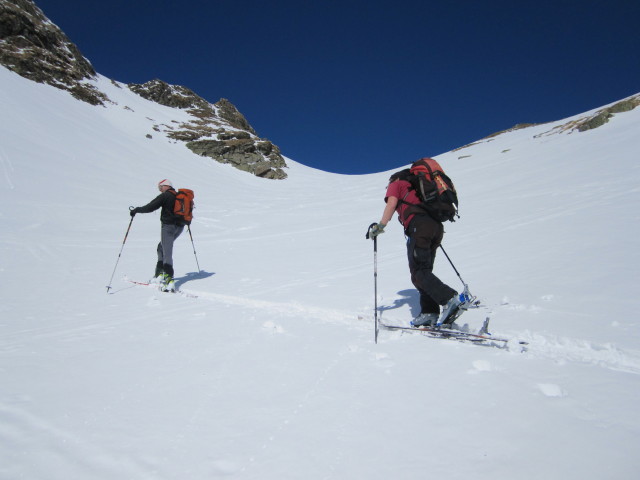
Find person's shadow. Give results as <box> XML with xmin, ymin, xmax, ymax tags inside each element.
<box><xmin>174</xmin><ymin>270</ymin><xmax>215</xmax><ymax>290</ymax></box>
<box><xmin>379</xmin><ymin>289</ymin><xmax>421</xmax><ymax>318</ymax></box>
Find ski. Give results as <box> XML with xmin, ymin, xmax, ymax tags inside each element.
<box><xmin>126</xmin><ymin>279</ymin><xmax>198</xmax><ymax>298</ymax></box>
<box><xmin>381</xmin><ymin>322</ymin><xmax>505</xmax><ymax>342</ymax></box>
<box><xmin>127</xmin><ymin>279</ymin><xmax>154</xmax><ymax>287</ymax></box>
<box><xmin>379</xmin><ymin>320</ymin><xmax>526</xmax><ymax>348</ymax></box>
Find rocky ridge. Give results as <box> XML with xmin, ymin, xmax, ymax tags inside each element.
<box><xmin>454</xmin><ymin>94</ymin><xmax>640</xmax><ymax>155</ymax></box>
<box><xmin>0</xmin><ymin>0</ymin><xmax>288</xmax><ymax>179</ymax></box>
<box><xmin>128</xmin><ymin>80</ymin><xmax>287</xmax><ymax>179</ymax></box>
<box><xmin>546</xmin><ymin>95</ymin><xmax>640</xmax><ymax>134</ymax></box>
<box><xmin>0</xmin><ymin>0</ymin><xmax>107</xmax><ymax>105</ymax></box>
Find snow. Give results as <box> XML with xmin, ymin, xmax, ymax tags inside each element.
<box><xmin>1</xmin><ymin>64</ymin><xmax>639</xmax><ymax>479</ymax></box>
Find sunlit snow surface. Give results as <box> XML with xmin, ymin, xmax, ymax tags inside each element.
<box><xmin>1</xmin><ymin>66</ymin><xmax>639</xmax><ymax>479</ymax></box>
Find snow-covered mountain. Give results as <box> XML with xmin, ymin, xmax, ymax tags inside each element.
<box><xmin>0</xmin><ymin>0</ymin><xmax>288</xmax><ymax>179</ymax></box>
<box><xmin>2</xmin><ymin>2</ymin><xmax>640</xmax><ymax>478</ymax></box>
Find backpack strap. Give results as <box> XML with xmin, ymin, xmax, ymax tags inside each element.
<box><xmin>396</xmin><ymin>190</ymin><xmax>432</xmax><ymax>225</ymax></box>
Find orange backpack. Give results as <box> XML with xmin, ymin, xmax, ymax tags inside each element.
<box><xmin>170</xmin><ymin>189</ymin><xmax>195</xmax><ymax>225</ymax></box>
<box><xmin>394</xmin><ymin>158</ymin><xmax>459</xmax><ymax>222</ymax></box>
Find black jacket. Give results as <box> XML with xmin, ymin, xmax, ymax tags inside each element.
<box><xmin>136</xmin><ymin>188</ymin><xmax>182</xmax><ymax>225</ymax></box>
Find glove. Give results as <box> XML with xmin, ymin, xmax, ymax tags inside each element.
<box><xmin>369</xmin><ymin>222</ymin><xmax>386</xmax><ymax>238</ymax></box>
<box><xmin>130</xmin><ymin>207</ymin><xmax>139</xmax><ymax>217</ymax></box>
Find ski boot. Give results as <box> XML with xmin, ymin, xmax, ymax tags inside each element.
<box><xmin>150</xmin><ymin>261</ymin><xmax>164</xmax><ymax>284</ymax></box>
<box><xmin>162</xmin><ymin>274</ymin><xmax>176</xmax><ymax>293</ymax></box>
<box><xmin>410</xmin><ymin>313</ymin><xmax>439</xmax><ymax>328</ymax></box>
<box><xmin>161</xmin><ymin>263</ymin><xmax>176</xmax><ymax>292</ymax></box>
<box><xmin>438</xmin><ymin>285</ymin><xmax>477</xmax><ymax>326</ymax></box>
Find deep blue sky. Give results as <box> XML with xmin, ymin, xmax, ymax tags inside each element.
<box><xmin>35</xmin><ymin>0</ymin><xmax>639</xmax><ymax>174</ymax></box>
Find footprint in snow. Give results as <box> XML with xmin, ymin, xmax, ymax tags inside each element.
<box><xmin>468</xmin><ymin>360</ymin><xmax>492</xmax><ymax>374</ymax></box>
<box><xmin>537</xmin><ymin>383</ymin><xmax>567</xmax><ymax>397</ymax></box>
<box><xmin>374</xmin><ymin>352</ymin><xmax>395</xmax><ymax>368</ymax></box>
<box><xmin>262</xmin><ymin>321</ymin><xmax>284</xmax><ymax>334</ymax></box>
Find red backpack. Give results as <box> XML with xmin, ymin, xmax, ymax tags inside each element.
<box><xmin>170</xmin><ymin>189</ymin><xmax>195</xmax><ymax>225</ymax></box>
<box><xmin>396</xmin><ymin>158</ymin><xmax>459</xmax><ymax>222</ymax></box>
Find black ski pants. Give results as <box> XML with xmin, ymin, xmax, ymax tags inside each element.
<box><xmin>406</xmin><ymin>215</ymin><xmax>457</xmax><ymax>314</ymax></box>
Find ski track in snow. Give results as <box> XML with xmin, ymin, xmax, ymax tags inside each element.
<box><xmin>0</xmin><ymin>148</ymin><xmax>15</xmax><ymax>190</ymax></box>
<box><xmin>127</xmin><ymin>279</ymin><xmax>361</xmax><ymax>327</ymax></box>
<box><xmin>128</xmin><ymin>280</ymin><xmax>640</xmax><ymax>376</ymax></box>
<box><xmin>239</xmin><ymin>344</ymin><xmax>355</xmax><ymax>476</ymax></box>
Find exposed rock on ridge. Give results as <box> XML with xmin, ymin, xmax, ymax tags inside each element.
<box><xmin>562</xmin><ymin>95</ymin><xmax>640</xmax><ymax>133</ymax></box>
<box><xmin>0</xmin><ymin>0</ymin><xmax>288</xmax><ymax>179</ymax></box>
<box><xmin>454</xmin><ymin>94</ymin><xmax>640</xmax><ymax>154</ymax></box>
<box><xmin>129</xmin><ymin>79</ymin><xmax>287</xmax><ymax>179</ymax></box>
<box><xmin>0</xmin><ymin>0</ymin><xmax>109</xmax><ymax>105</ymax></box>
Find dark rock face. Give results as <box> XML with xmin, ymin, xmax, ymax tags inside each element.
<box><xmin>128</xmin><ymin>79</ymin><xmax>210</xmax><ymax>110</ymax></box>
<box><xmin>186</xmin><ymin>137</ymin><xmax>288</xmax><ymax>179</ymax></box>
<box><xmin>0</xmin><ymin>0</ymin><xmax>109</xmax><ymax>105</ymax></box>
<box><xmin>129</xmin><ymin>79</ymin><xmax>287</xmax><ymax>179</ymax></box>
<box><xmin>215</xmin><ymin>98</ymin><xmax>256</xmax><ymax>134</ymax></box>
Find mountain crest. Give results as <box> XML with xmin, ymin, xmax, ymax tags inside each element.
<box><xmin>0</xmin><ymin>0</ymin><xmax>288</xmax><ymax>179</ymax></box>
<box><xmin>0</xmin><ymin>0</ymin><xmax>107</xmax><ymax>105</ymax></box>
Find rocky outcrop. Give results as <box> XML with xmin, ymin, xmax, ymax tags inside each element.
<box><xmin>0</xmin><ymin>0</ymin><xmax>109</xmax><ymax>105</ymax></box>
<box><xmin>128</xmin><ymin>79</ymin><xmax>210</xmax><ymax>110</ymax></box>
<box><xmin>575</xmin><ymin>96</ymin><xmax>640</xmax><ymax>132</ymax></box>
<box><xmin>535</xmin><ymin>95</ymin><xmax>640</xmax><ymax>137</ymax></box>
<box><xmin>128</xmin><ymin>79</ymin><xmax>287</xmax><ymax>179</ymax></box>
<box><xmin>186</xmin><ymin>136</ymin><xmax>287</xmax><ymax>179</ymax></box>
<box><xmin>215</xmin><ymin>98</ymin><xmax>256</xmax><ymax>134</ymax></box>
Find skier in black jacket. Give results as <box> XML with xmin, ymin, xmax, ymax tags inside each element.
<box><xmin>130</xmin><ymin>179</ymin><xmax>184</xmax><ymax>290</ymax></box>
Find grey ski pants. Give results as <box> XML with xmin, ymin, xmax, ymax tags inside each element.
<box><xmin>157</xmin><ymin>223</ymin><xmax>184</xmax><ymax>266</ymax></box>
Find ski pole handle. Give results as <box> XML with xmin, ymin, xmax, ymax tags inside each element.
<box><xmin>366</xmin><ymin>222</ymin><xmax>378</xmax><ymax>240</ymax></box>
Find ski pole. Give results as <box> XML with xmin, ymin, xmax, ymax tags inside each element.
<box><xmin>366</xmin><ymin>223</ymin><xmax>379</xmax><ymax>344</ymax></box>
<box><xmin>106</xmin><ymin>208</ymin><xmax>135</xmax><ymax>293</ymax></box>
<box><xmin>438</xmin><ymin>245</ymin><xmax>479</xmax><ymax>315</ymax></box>
<box><xmin>187</xmin><ymin>225</ymin><xmax>201</xmax><ymax>272</ymax></box>
<box><xmin>439</xmin><ymin>244</ymin><xmax>466</xmax><ymax>288</ymax></box>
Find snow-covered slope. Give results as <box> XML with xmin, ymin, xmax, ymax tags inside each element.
<box><xmin>1</xmin><ymin>65</ymin><xmax>639</xmax><ymax>479</ymax></box>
